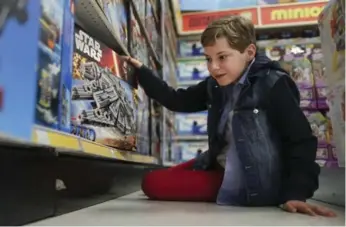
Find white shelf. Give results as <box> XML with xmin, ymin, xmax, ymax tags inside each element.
<box><xmin>75</xmin><ymin>0</ymin><xmax>129</xmax><ymax>55</ymax></box>
<box><xmin>173</xmin><ymin>135</ymin><xmax>208</xmax><ymax>141</ymax></box>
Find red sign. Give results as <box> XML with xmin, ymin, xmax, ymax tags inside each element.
<box><xmin>181</xmin><ymin>8</ymin><xmax>258</xmax><ymax>33</ymax></box>
<box><xmin>260</xmin><ymin>2</ymin><xmax>326</xmax><ymax>26</ymax></box>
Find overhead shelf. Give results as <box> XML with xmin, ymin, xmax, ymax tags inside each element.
<box><xmin>32</xmin><ymin>126</ymin><xmax>158</xmax><ymax>165</ymax></box>
<box><xmin>75</xmin><ymin>0</ymin><xmax>129</xmax><ymax>55</ymax></box>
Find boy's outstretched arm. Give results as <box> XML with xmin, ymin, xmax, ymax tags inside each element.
<box><xmin>268</xmin><ymin>74</ymin><xmax>335</xmax><ymax>217</ymax></box>
<box><xmin>126</xmin><ymin>57</ymin><xmax>208</xmax><ymax>113</ymax></box>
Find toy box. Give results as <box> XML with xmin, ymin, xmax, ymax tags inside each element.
<box><xmin>177</xmin><ymin>59</ymin><xmax>209</xmax><ymax>82</ymax></box>
<box><xmin>175</xmin><ymin>111</ymin><xmax>208</xmax><ymax>135</ymax></box>
<box><xmin>179</xmin><ymin>0</ymin><xmax>257</xmax><ymax>11</ymax></box>
<box><xmin>130</xmin><ymin>5</ymin><xmax>148</xmax><ymax>66</ymax></box>
<box><xmin>179</xmin><ymin>40</ymin><xmax>204</xmax><ymax>57</ymax></box>
<box><xmin>34</xmin><ymin>0</ymin><xmax>65</xmax><ymax>129</ymax></box>
<box><xmin>309</xmin><ymin>43</ymin><xmax>328</xmax><ymax>109</ymax></box>
<box><xmin>100</xmin><ymin>0</ymin><xmax>128</xmax><ymax>48</ymax></box>
<box><xmin>58</xmin><ymin>0</ymin><xmax>76</xmax><ymax>133</ymax></box>
<box><xmin>0</xmin><ymin>0</ymin><xmax>41</xmax><ymax>141</ymax></box>
<box><xmin>71</xmin><ymin>26</ymin><xmax>138</xmax><ymax>151</ymax></box>
<box><xmin>136</xmin><ymin>86</ymin><xmax>150</xmax><ymax>155</ymax></box>
<box><xmin>284</xmin><ymin>44</ymin><xmax>317</xmax><ymax>109</ymax></box>
<box><xmin>303</xmin><ymin>110</ymin><xmax>328</xmax><ymax>144</ymax></box>
<box><xmin>257</xmin><ymin>0</ymin><xmax>317</xmax><ymax>5</ymax></box>
<box><xmin>172</xmin><ymin>142</ymin><xmax>208</xmax><ymax>163</ymax></box>
<box><xmin>132</xmin><ymin>0</ymin><xmax>146</xmax><ymax>23</ymax></box>
<box><xmin>146</xmin><ymin>0</ymin><xmax>162</xmax><ymax>61</ymax></box>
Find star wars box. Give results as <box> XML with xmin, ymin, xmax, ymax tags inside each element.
<box><xmin>71</xmin><ymin>26</ymin><xmax>138</xmax><ymax>151</ymax></box>
<box><xmin>35</xmin><ymin>0</ymin><xmax>75</xmax><ymax>131</ymax></box>
<box><xmin>0</xmin><ymin>0</ymin><xmax>41</xmax><ymax>141</ymax></box>
<box><xmin>175</xmin><ymin>111</ymin><xmax>208</xmax><ymax>136</ymax></box>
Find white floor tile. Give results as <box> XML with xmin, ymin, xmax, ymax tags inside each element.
<box><xmin>30</xmin><ymin>192</ymin><xmax>345</xmax><ymax>226</ymax></box>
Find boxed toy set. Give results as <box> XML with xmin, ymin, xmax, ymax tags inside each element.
<box><xmin>172</xmin><ymin>142</ymin><xmax>208</xmax><ymax>163</ymax></box>
<box><xmin>177</xmin><ymin>59</ymin><xmax>209</xmax><ymax>82</ymax></box>
<box><xmin>145</xmin><ymin>0</ymin><xmax>162</xmax><ymax>61</ymax></box>
<box><xmin>179</xmin><ymin>40</ymin><xmax>204</xmax><ymax>57</ymax></box>
<box><xmin>71</xmin><ymin>26</ymin><xmax>138</xmax><ymax>151</ymax></box>
<box><xmin>58</xmin><ymin>0</ymin><xmax>76</xmax><ymax>133</ymax></box>
<box><xmin>319</xmin><ymin>0</ymin><xmax>345</xmax><ymax>167</ymax></box>
<box><xmin>0</xmin><ymin>0</ymin><xmax>41</xmax><ymax>141</ymax></box>
<box><xmin>35</xmin><ymin>0</ymin><xmax>66</xmax><ymax>129</ymax></box>
<box><xmin>100</xmin><ymin>0</ymin><xmax>128</xmax><ymax>48</ymax></box>
<box><xmin>130</xmin><ymin>5</ymin><xmax>148</xmax><ymax>66</ymax></box>
<box><xmin>175</xmin><ymin>111</ymin><xmax>208</xmax><ymax>136</ymax></box>
<box><xmin>136</xmin><ymin>86</ymin><xmax>150</xmax><ymax>155</ymax></box>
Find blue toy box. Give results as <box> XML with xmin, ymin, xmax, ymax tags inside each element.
<box><xmin>172</xmin><ymin>142</ymin><xmax>208</xmax><ymax>163</ymax></box>
<box><xmin>0</xmin><ymin>0</ymin><xmax>41</xmax><ymax>141</ymax></box>
<box><xmin>179</xmin><ymin>40</ymin><xmax>204</xmax><ymax>57</ymax></box>
<box><xmin>177</xmin><ymin>59</ymin><xmax>209</xmax><ymax>82</ymax></box>
<box><xmin>35</xmin><ymin>0</ymin><xmax>74</xmax><ymax>131</ymax></box>
<box><xmin>175</xmin><ymin>111</ymin><xmax>208</xmax><ymax>135</ymax></box>
<box><xmin>58</xmin><ymin>0</ymin><xmax>75</xmax><ymax>133</ymax></box>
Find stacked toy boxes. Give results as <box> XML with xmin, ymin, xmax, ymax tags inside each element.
<box><xmin>173</xmin><ymin>40</ymin><xmax>209</xmax><ymax>163</ymax></box>
<box><xmin>0</xmin><ymin>0</ymin><xmax>75</xmax><ymax>141</ymax></box>
<box><xmin>34</xmin><ymin>0</ymin><xmax>75</xmax><ymax>133</ymax></box>
<box><xmin>318</xmin><ymin>0</ymin><xmax>345</xmax><ymax>167</ymax></box>
<box><xmin>257</xmin><ymin>29</ymin><xmax>342</xmax><ymax>168</ymax></box>
<box><xmin>71</xmin><ymin>26</ymin><xmax>138</xmax><ymax>151</ymax></box>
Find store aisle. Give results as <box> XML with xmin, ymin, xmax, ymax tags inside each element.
<box><xmin>31</xmin><ymin>192</ymin><xmax>345</xmax><ymax>226</ymax></box>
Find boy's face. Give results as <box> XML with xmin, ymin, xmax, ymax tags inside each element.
<box><xmin>204</xmin><ymin>37</ymin><xmax>256</xmax><ymax>86</ymax></box>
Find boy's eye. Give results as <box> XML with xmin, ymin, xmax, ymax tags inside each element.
<box><xmin>219</xmin><ymin>55</ymin><xmax>228</xmax><ymax>60</ymax></box>
<box><xmin>205</xmin><ymin>57</ymin><xmax>211</xmax><ymax>63</ymax></box>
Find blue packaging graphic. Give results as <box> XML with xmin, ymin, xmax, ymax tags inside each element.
<box><xmin>136</xmin><ymin>86</ymin><xmax>150</xmax><ymax>155</ymax></box>
<box><xmin>179</xmin><ymin>0</ymin><xmax>257</xmax><ymax>11</ymax></box>
<box><xmin>175</xmin><ymin>111</ymin><xmax>208</xmax><ymax>135</ymax></box>
<box><xmin>179</xmin><ymin>40</ymin><xmax>204</xmax><ymax>57</ymax></box>
<box><xmin>177</xmin><ymin>59</ymin><xmax>209</xmax><ymax>82</ymax></box>
<box><xmin>0</xmin><ymin>0</ymin><xmax>41</xmax><ymax>141</ymax></box>
<box><xmin>172</xmin><ymin>142</ymin><xmax>208</xmax><ymax>162</ymax></box>
<box><xmin>58</xmin><ymin>0</ymin><xmax>76</xmax><ymax>133</ymax></box>
<box><xmin>35</xmin><ymin>0</ymin><xmax>65</xmax><ymax>129</ymax></box>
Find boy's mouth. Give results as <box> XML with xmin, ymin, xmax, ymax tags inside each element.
<box><xmin>214</xmin><ymin>73</ymin><xmax>227</xmax><ymax>79</ymax></box>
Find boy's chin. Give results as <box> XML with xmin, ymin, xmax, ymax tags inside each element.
<box><xmin>215</xmin><ymin>77</ymin><xmax>234</xmax><ymax>86</ymax></box>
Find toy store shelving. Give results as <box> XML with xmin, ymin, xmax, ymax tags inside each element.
<box><xmin>0</xmin><ymin>0</ymin><xmax>178</xmax><ymax>167</ymax></box>
<box><xmin>169</xmin><ymin>0</ymin><xmax>345</xmax><ymax>168</ymax></box>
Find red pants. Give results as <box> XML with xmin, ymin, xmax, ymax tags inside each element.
<box><xmin>141</xmin><ymin>159</ymin><xmax>224</xmax><ymax>202</ymax></box>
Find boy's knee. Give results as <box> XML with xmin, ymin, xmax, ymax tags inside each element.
<box><xmin>141</xmin><ymin>170</ymin><xmax>164</xmax><ymax>199</ymax></box>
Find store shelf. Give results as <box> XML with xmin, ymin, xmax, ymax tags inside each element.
<box><xmin>75</xmin><ymin>0</ymin><xmax>129</xmax><ymax>55</ymax></box>
<box><xmin>129</xmin><ymin>0</ymin><xmax>161</xmax><ymax>66</ymax></box>
<box><xmin>173</xmin><ymin>135</ymin><xmax>208</xmax><ymax>141</ymax></box>
<box><xmin>32</xmin><ymin>126</ymin><xmax>158</xmax><ymax>165</ymax></box>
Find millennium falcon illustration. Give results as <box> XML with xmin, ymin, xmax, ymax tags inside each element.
<box><xmin>72</xmin><ymin>62</ymin><xmax>135</xmax><ymax>135</ymax></box>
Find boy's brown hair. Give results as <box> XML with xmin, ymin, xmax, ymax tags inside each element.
<box><xmin>201</xmin><ymin>15</ymin><xmax>256</xmax><ymax>53</ymax></box>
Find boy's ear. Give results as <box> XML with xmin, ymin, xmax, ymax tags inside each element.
<box><xmin>247</xmin><ymin>44</ymin><xmax>257</xmax><ymax>60</ymax></box>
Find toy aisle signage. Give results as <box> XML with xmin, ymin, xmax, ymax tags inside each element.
<box><xmin>173</xmin><ymin>0</ymin><xmax>327</xmax><ymax>34</ymax></box>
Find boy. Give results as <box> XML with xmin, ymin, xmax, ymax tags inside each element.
<box><xmin>124</xmin><ymin>16</ymin><xmax>335</xmax><ymax>217</ymax></box>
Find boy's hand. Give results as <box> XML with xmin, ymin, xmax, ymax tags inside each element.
<box><xmin>282</xmin><ymin>200</ymin><xmax>336</xmax><ymax>217</ymax></box>
<box><xmin>120</xmin><ymin>56</ymin><xmax>143</xmax><ymax>68</ymax></box>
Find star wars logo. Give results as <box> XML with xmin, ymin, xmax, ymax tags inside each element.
<box><xmin>75</xmin><ymin>29</ymin><xmax>102</xmax><ymax>62</ymax></box>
